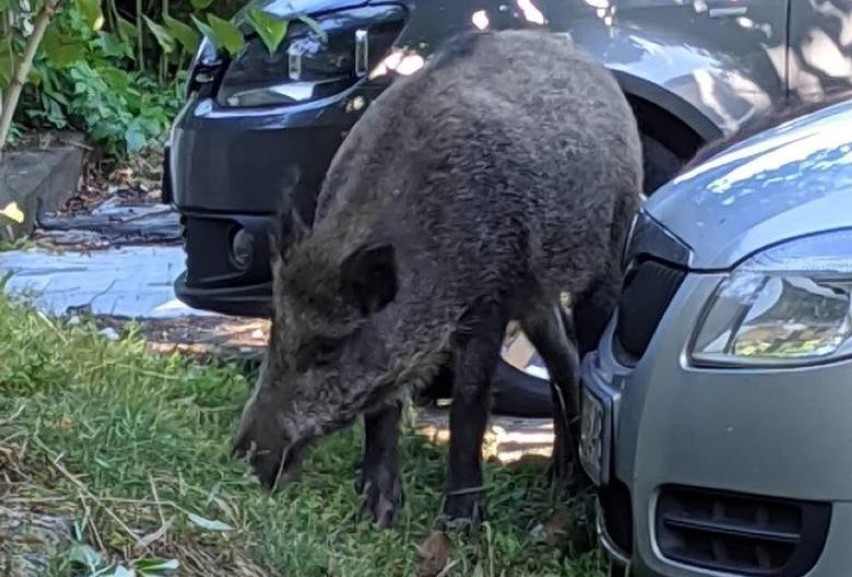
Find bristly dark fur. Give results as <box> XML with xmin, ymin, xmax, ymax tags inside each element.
<box><xmin>232</xmin><ymin>29</ymin><xmax>644</xmax><ymax>527</ymax></box>
<box><xmin>681</xmin><ymin>90</ymin><xmax>852</xmax><ymax>173</ymax></box>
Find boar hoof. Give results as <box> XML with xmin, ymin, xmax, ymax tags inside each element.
<box><xmin>358</xmin><ymin>471</ymin><xmax>403</xmax><ymax>529</ymax></box>
<box><xmin>439</xmin><ymin>490</ymin><xmax>487</xmax><ymax>530</ymax></box>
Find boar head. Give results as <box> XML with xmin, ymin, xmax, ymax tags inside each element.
<box><xmin>231</xmin><ymin>209</ymin><xmax>404</xmax><ymax>490</ymax></box>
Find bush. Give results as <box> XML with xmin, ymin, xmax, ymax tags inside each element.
<box><xmin>1</xmin><ymin>0</ymin><xmax>314</xmax><ymax>159</ymax></box>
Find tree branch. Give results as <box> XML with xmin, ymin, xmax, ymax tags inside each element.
<box><xmin>0</xmin><ymin>0</ymin><xmax>65</xmax><ymax>154</ymax></box>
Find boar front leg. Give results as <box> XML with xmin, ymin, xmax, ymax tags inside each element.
<box><xmin>441</xmin><ymin>301</ymin><xmax>506</xmax><ymax>526</ymax></box>
<box><xmin>357</xmin><ymin>401</ymin><xmax>404</xmax><ymax>528</ymax></box>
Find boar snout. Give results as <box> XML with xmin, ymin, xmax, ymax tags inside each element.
<box><xmin>231</xmin><ymin>397</ymin><xmax>309</xmax><ymax>490</ymax></box>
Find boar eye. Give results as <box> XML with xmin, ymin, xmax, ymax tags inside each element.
<box><xmin>314</xmin><ymin>338</ymin><xmax>341</xmax><ymax>364</ymax></box>
<box><xmin>296</xmin><ymin>336</ymin><xmax>342</xmax><ymax>370</ymax></box>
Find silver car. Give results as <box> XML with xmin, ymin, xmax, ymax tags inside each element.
<box><xmin>580</xmin><ymin>91</ymin><xmax>852</xmax><ymax>575</ymax></box>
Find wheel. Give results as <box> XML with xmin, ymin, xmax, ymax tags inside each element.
<box><xmin>414</xmin><ymin>355</ymin><xmax>554</xmax><ymax>418</ymax></box>
<box><xmin>639</xmin><ymin>131</ymin><xmax>684</xmax><ymax>195</ymax></box>
<box><xmin>491</xmin><ymin>355</ymin><xmax>553</xmax><ymax>417</ymax></box>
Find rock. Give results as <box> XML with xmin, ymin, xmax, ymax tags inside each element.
<box><xmin>0</xmin><ymin>136</ymin><xmax>85</xmax><ymax>242</ymax></box>
<box><xmin>415</xmin><ymin>531</ymin><xmax>453</xmax><ymax>577</ymax></box>
<box><xmin>0</xmin><ymin>508</ymin><xmax>73</xmax><ymax>577</ymax></box>
<box><xmin>98</xmin><ymin>327</ymin><xmax>120</xmax><ymax>341</ymax></box>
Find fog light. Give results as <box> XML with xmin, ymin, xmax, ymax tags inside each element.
<box><xmin>231</xmin><ymin>228</ymin><xmax>254</xmax><ymax>269</ymax></box>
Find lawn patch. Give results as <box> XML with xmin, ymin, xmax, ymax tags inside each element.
<box><xmin>0</xmin><ymin>296</ymin><xmax>607</xmax><ymax>576</ymax></box>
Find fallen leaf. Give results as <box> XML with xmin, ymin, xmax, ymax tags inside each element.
<box><xmin>187</xmin><ymin>512</ymin><xmax>234</xmax><ymax>532</ymax></box>
<box><xmin>0</xmin><ymin>201</ymin><xmax>24</xmax><ymax>224</ymax></box>
<box><xmin>543</xmin><ymin>512</ymin><xmax>570</xmax><ymax>546</ymax></box>
<box><xmin>415</xmin><ymin>531</ymin><xmax>452</xmax><ymax>577</ymax></box>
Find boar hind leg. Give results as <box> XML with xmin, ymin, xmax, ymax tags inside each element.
<box><xmin>358</xmin><ymin>400</ymin><xmax>404</xmax><ymax>528</ymax></box>
<box><xmin>441</xmin><ymin>300</ymin><xmax>506</xmax><ymax>526</ymax></box>
<box><xmin>520</xmin><ymin>302</ymin><xmax>583</xmax><ymax>488</ymax></box>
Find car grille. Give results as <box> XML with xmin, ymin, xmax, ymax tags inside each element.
<box><xmin>614</xmin><ymin>259</ymin><xmax>686</xmax><ymax>362</ymax></box>
<box><xmin>655</xmin><ymin>485</ymin><xmax>831</xmax><ymax>576</ymax></box>
<box><xmin>599</xmin><ymin>478</ymin><xmax>634</xmax><ymax>555</ymax></box>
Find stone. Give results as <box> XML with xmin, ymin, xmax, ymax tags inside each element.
<box><xmin>0</xmin><ymin>508</ymin><xmax>73</xmax><ymax>577</ymax></box>
<box><xmin>0</xmin><ymin>134</ymin><xmax>85</xmax><ymax>242</ymax></box>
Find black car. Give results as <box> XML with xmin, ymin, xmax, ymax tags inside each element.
<box><xmin>164</xmin><ymin>0</ymin><xmax>793</xmax><ymax>415</ymax></box>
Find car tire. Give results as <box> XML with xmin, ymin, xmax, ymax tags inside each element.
<box><xmin>640</xmin><ymin>131</ymin><xmax>684</xmax><ymax>194</ymax></box>
<box><xmin>491</xmin><ymin>357</ymin><xmax>553</xmax><ymax>417</ymax></box>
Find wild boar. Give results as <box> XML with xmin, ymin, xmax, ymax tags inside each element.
<box><xmin>231</xmin><ymin>28</ymin><xmax>643</xmax><ymax>529</ymax></box>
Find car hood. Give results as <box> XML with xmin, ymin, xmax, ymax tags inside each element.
<box><xmin>645</xmin><ymin>98</ymin><xmax>852</xmax><ymax>271</ymax></box>
<box><xmin>234</xmin><ymin>0</ymin><xmax>367</xmax><ymax>22</ymax></box>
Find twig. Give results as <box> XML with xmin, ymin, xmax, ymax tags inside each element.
<box><xmin>44</xmin><ymin>446</ymin><xmax>147</xmax><ymax>549</ymax></box>
<box><xmin>93</xmin><ymin>496</ymin><xmax>196</xmax><ymax>518</ymax></box>
<box><xmin>436</xmin><ymin>559</ymin><xmax>459</xmax><ymax>577</ymax></box>
<box><xmin>78</xmin><ymin>493</ymin><xmax>107</xmax><ymax>552</ymax></box>
<box><xmin>0</xmin><ymin>404</ymin><xmax>26</xmax><ymax>426</ymax></box>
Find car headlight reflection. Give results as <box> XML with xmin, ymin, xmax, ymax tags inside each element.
<box><xmin>691</xmin><ymin>228</ymin><xmax>852</xmax><ymax>367</ymax></box>
<box><xmin>217</xmin><ymin>6</ymin><xmax>406</xmax><ymax>108</ymax></box>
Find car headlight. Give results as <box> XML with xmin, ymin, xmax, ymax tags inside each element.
<box><xmin>217</xmin><ymin>5</ymin><xmax>407</xmax><ymax>108</ymax></box>
<box><xmin>690</xmin><ymin>228</ymin><xmax>852</xmax><ymax>367</ymax></box>
<box><xmin>186</xmin><ymin>36</ymin><xmax>220</xmax><ymax>97</ymax></box>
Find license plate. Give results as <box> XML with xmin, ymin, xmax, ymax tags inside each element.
<box><xmin>579</xmin><ymin>386</ymin><xmax>608</xmax><ymax>485</ymax></box>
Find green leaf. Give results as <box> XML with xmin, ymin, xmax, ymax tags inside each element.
<box><xmin>190</xmin><ymin>0</ymin><xmax>214</xmax><ymax>9</ymax></box>
<box><xmin>206</xmin><ymin>14</ymin><xmax>244</xmax><ymax>56</ymax></box>
<box><xmin>187</xmin><ymin>512</ymin><xmax>234</xmax><ymax>532</ymax></box>
<box><xmin>163</xmin><ymin>13</ymin><xmax>200</xmax><ymax>53</ymax></box>
<box><xmin>143</xmin><ymin>15</ymin><xmax>176</xmax><ymax>54</ymax></box>
<box><xmin>0</xmin><ymin>42</ymin><xmax>15</xmax><ymax>88</ymax></box>
<box><xmin>96</xmin><ymin>31</ymin><xmax>133</xmax><ymax>59</ymax></box>
<box><xmin>115</xmin><ymin>14</ymin><xmax>137</xmax><ymax>43</ymax></box>
<box><xmin>50</xmin><ymin>91</ymin><xmax>70</xmax><ymax>106</ymax></box>
<box><xmin>75</xmin><ymin>0</ymin><xmax>105</xmax><ymax>30</ymax></box>
<box><xmin>247</xmin><ymin>9</ymin><xmax>288</xmax><ymax>54</ymax></box>
<box><xmin>136</xmin><ymin>558</ymin><xmax>180</xmax><ymax>574</ymax></box>
<box><xmin>125</xmin><ymin>125</ymin><xmax>147</xmax><ymax>152</ymax></box>
<box><xmin>190</xmin><ymin>15</ymin><xmax>216</xmax><ymax>47</ymax></box>
<box><xmin>101</xmin><ymin>565</ymin><xmax>135</xmax><ymax>577</ymax></box>
<box><xmin>296</xmin><ymin>13</ymin><xmax>328</xmax><ymax>43</ymax></box>
<box><xmin>40</xmin><ymin>29</ymin><xmax>87</xmax><ymax>68</ymax></box>
<box><xmin>100</xmin><ymin>66</ymin><xmax>131</xmax><ymax>91</ymax></box>
<box><xmin>66</xmin><ymin>543</ymin><xmax>102</xmax><ymax>570</ymax></box>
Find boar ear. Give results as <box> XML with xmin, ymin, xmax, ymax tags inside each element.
<box><xmin>340</xmin><ymin>242</ymin><xmax>398</xmax><ymax>315</ymax></box>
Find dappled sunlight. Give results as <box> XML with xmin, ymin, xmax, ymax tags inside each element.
<box><xmin>471</xmin><ymin>9</ymin><xmax>490</xmax><ymax>31</ymax></box>
<box><xmin>789</xmin><ymin>0</ymin><xmax>852</xmax><ymax>101</ymax></box>
<box><xmin>368</xmin><ymin>47</ymin><xmax>425</xmax><ymax>79</ymax></box>
<box><xmin>704</xmin><ymin>128</ymin><xmax>852</xmax><ymax>195</ymax></box>
<box><xmin>415</xmin><ymin>407</ymin><xmax>554</xmax><ymax>466</ymax></box>
<box><xmin>517</xmin><ymin>0</ymin><xmax>547</xmax><ymax>25</ymax></box>
<box><xmin>675</xmin><ymin>102</ymin><xmax>852</xmax><ymax>185</ymax></box>
<box><xmin>801</xmin><ymin>27</ymin><xmax>852</xmax><ymax>80</ymax></box>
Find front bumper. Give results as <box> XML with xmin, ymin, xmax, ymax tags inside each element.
<box><xmin>580</xmin><ymin>271</ymin><xmax>852</xmax><ymax>577</ymax></box>
<box><xmin>166</xmin><ymin>83</ymin><xmax>388</xmax><ymax>316</ymax></box>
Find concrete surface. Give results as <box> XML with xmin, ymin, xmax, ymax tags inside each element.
<box><xmin>0</xmin><ymin>137</ymin><xmax>85</xmax><ymax>241</ymax></box>
<box><xmin>0</xmin><ymin>245</ymin><xmax>214</xmax><ymax>319</ymax></box>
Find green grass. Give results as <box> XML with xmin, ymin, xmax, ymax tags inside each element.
<box><xmin>0</xmin><ymin>296</ymin><xmax>608</xmax><ymax>576</ymax></box>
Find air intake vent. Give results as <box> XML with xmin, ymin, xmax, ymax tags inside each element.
<box><xmin>614</xmin><ymin>259</ymin><xmax>685</xmax><ymax>362</ymax></box>
<box><xmin>656</xmin><ymin>485</ymin><xmax>831</xmax><ymax>576</ymax></box>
